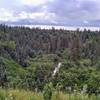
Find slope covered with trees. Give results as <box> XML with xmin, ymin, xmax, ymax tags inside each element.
<box><xmin>0</xmin><ymin>24</ymin><xmax>100</xmax><ymax>95</ymax></box>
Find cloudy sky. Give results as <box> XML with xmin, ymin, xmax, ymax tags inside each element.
<box><xmin>0</xmin><ymin>0</ymin><xmax>100</xmax><ymax>26</ymax></box>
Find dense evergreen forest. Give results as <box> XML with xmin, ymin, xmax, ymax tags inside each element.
<box><xmin>0</xmin><ymin>24</ymin><xmax>100</xmax><ymax>95</ymax></box>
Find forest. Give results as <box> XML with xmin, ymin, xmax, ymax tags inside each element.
<box><xmin>0</xmin><ymin>24</ymin><xmax>100</xmax><ymax>100</ymax></box>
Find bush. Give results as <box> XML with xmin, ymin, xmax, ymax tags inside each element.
<box><xmin>43</xmin><ymin>83</ymin><xmax>53</xmax><ymax>100</ymax></box>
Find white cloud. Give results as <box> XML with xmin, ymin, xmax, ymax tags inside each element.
<box><xmin>0</xmin><ymin>8</ymin><xmax>56</xmax><ymax>23</ymax></box>
<box><xmin>20</xmin><ymin>0</ymin><xmax>53</xmax><ymax>6</ymax></box>
<box><xmin>0</xmin><ymin>8</ymin><xmax>16</xmax><ymax>22</ymax></box>
<box><xmin>18</xmin><ymin>11</ymin><xmax>28</xmax><ymax>19</ymax></box>
<box><xmin>29</xmin><ymin>11</ymin><xmax>56</xmax><ymax>20</ymax></box>
<box><xmin>83</xmin><ymin>20</ymin><xmax>89</xmax><ymax>24</ymax></box>
<box><xmin>18</xmin><ymin>10</ymin><xmax>56</xmax><ymax>22</ymax></box>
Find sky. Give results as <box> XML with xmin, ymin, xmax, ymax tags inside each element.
<box><xmin>0</xmin><ymin>0</ymin><xmax>100</xmax><ymax>26</ymax></box>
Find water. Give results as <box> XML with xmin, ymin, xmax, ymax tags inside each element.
<box><xmin>52</xmin><ymin>62</ymin><xmax>62</xmax><ymax>77</ymax></box>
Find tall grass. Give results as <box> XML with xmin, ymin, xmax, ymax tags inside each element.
<box><xmin>52</xmin><ymin>92</ymin><xmax>100</xmax><ymax>100</ymax></box>
<box><xmin>0</xmin><ymin>88</ymin><xmax>100</xmax><ymax>100</ymax></box>
<box><xmin>0</xmin><ymin>88</ymin><xmax>43</xmax><ymax>100</ymax></box>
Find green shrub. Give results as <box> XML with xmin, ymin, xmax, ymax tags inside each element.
<box><xmin>43</xmin><ymin>83</ymin><xmax>53</xmax><ymax>100</ymax></box>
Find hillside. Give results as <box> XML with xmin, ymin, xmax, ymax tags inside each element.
<box><xmin>0</xmin><ymin>24</ymin><xmax>100</xmax><ymax>98</ymax></box>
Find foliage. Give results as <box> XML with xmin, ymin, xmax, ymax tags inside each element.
<box><xmin>0</xmin><ymin>24</ymin><xmax>100</xmax><ymax>96</ymax></box>
<box><xmin>0</xmin><ymin>40</ymin><xmax>16</xmax><ymax>49</ymax></box>
<box><xmin>43</xmin><ymin>82</ymin><xmax>53</xmax><ymax>100</ymax></box>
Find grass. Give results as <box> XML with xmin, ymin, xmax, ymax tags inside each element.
<box><xmin>52</xmin><ymin>92</ymin><xmax>100</xmax><ymax>100</ymax></box>
<box><xmin>0</xmin><ymin>88</ymin><xmax>100</xmax><ymax>100</ymax></box>
<box><xmin>0</xmin><ymin>88</ymin><xmax>43</xmax><ymax>100</ymax></box>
